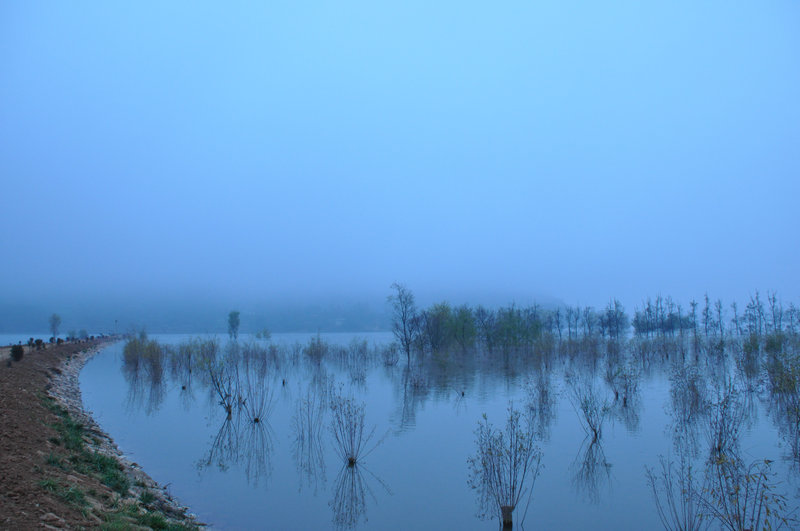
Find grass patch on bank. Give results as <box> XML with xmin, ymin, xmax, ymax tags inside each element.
<box><xmin>43</xmin><ymin>395</ymin><xmax>130</xmax><ymax>495</ymax></box>
<box><xmin>101</xmin><ymin>503</ymin><xmax>193</xmax><ymax>531</ymax></box>
<box><xmin>38</xmin><ymin>478</ymin><xmax>88</xmax><ymax>508</ymax></box>
<box><xmin>39</xmin><ymin>394</ymin><xmax>199</xmax><ymax>530</ymax></box>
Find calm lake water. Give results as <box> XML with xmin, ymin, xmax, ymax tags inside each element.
<box><xmin>80</xmin><ymin>333</ymin><xmax>798</xmax><ymax>530</ymax></box>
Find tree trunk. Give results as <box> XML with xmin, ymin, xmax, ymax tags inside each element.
<box><xmin>501</xmin><ymin>505</ymin><xmax>513</xmax><ymax>528</ymax></box>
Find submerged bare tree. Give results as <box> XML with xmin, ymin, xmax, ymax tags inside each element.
<box><xmin>330</xmin><ymin>389</ymin><xmax>382</xmax><ymax>467</ymax></box>
<box><xmin>646</xmin><ymin>453</ymin><xmax>709</xmax><ymax>531</ymax></box>
<box><xmin>467</xmin><ymin>404</ymin><xmax>543</xmax><ymax>529</ymax></box>
<box><xmin>670</xmin><ymin>364</ymin><xmax>709</xmax><ymax>456</ymax></box>
<box><xmin>200</xmin><ymin>342</ymin><xmax>238</xmax><ymax>419</ymax></box>
<box><xmin>388</xmin><ymin>283</ymin><xmax>418</xmax><ymax>365</ymax></box>
<box><xmin>567</xmin><ymin>374</ymin><xmax>610</xmax><ymax>442</ymax></box>
<box><xmin>705</xmin><ymin>382</ymin><xmax>745</xmax><ymax>459</ymax></box>
<box><xmin>699</xmin><ymin>456</ymin><xmax>795</xmax><ymax>531</ymax></box>
<box><xmin>240</xmin><ymin>372</ymin><xmax>274</xmax><ymax>425</ymax></box>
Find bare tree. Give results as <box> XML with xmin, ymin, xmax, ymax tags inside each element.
<box><xmin>388</xmin><ymin>283</ymin><xmax>417</xmax><ymax>365</ymax></box>
<box><xmin>730</xmin><ymin>302</ymin><xmax>741</xmax><ymax>337</ymax></box>
<box><xmin>702</xmin><ymin>294</ymin><xmax>712</xmax><ymax>338</ymax></box>
<box><xmin>689</xmin><ymin>299</ymin><xmax>699</xmax><ymax>340</ymax></box>
<box><xmin>553</xmin><ymin>308</ymin><xmax>563</xmax><ymax>340</ymax></box>
<box><xmin>768</xmin><ymin>291</ymin><xmax>783</xmax><ymax>333</ymax></box>
<box><xmin>714</xmin><ymin>299</ymin><xmax>725</xmax><ymax>338</ymax></box>
<box><xmin>646</xmin><ymin>453</ymin><xmax>709</xmax><ymax>531</ymax></box>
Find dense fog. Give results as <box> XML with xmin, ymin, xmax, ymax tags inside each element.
<box><xmin>2</xmin><ymin>1</ymin><xmax>798</xmax><ymax>333</ymax></box>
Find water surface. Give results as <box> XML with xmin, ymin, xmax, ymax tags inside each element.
<box><xmin>80</xmin><ymin>333</ymin><xmax>797</xmax><ymax>529</ymax></box>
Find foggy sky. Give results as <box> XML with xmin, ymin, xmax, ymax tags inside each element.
<box><xmin>2</xmin><ymin>2</ymin><xmax>799</xmax><ymax>331</ymax></box>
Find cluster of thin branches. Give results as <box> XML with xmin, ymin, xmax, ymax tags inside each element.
<box><xmin>329</xmin><ymin>388</ymin><xmax>380</xmax><ymax>466</ymax></box>
<box><xmin>467</xmin><ymin>404</ymin><xmax>543</xmax><ymax>527</ymax></box>
<box><xmin>648</xmin><ymin>451</ymin><xmax>796</xmax><ymax>531</ymax></box>
<box><xmin>700</xmin><ymin>456</ymin><xmax>795</xmax><ymax>531</ymax></box>
<box><xmin>605</xmin><ymin>363</ymin><xmax>640</xmax><ymax>408</ymax></box>
<box><xmin>203</xmin><ymin>355</ymin><xmax>238</xmax><ymax>418</ymax></box>
<box><xmin>292</xmin><ymin>385</ymin><xmax>328</xmax><ymax>492</ymax></box>
<box><xmin>705</xmin><ymin>382</ymin><xmax>745</xmax><ymax>459</ymax></box>
<box><xmin>567</xmin><ymin>374</ymin><xmax>610</xmax><ymax>441</ymax></box>
<box><xmin>240</xmin><ymin>365</ymin><xmax>275</xmax><ymax>424</ymax></box>
<box><xmin>646</xmin><ymin>452</ymin><xmax>708</xmax><ymax>531</ymax></box>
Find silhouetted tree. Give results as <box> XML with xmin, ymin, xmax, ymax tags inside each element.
<box><xmin>10</xmin><ymin>344</ymin><xmax>24</xmax><ymax>362</ymax></box>
<box><xmin>451</xmin><ymin>304</ymin><xmax>477</xmax><ymax>351</ymax></box>
<box><xmin>603</xmin><ymin>299</ymin><xmax>629</xmax><ymax>339</ymax></box>
<box><xmin>49</xmin><ymin>313</ymin><xmax>61</xmax><ymax>339</ymax></box>
<box><xmin>715</xmin><ymin>299</ymin><xmax>724</xmax><ymax>338</ymax></box>
<box><xmin>475</xmin><ymin>305</ymin><xmax>496</xmax><ymax>351</ymax></box>
<box><xmin>730</xmin><ymin>302</ymin><xmax>741</xmax><ymax>336</ymax></box>
<box><xmin>388</xmin><ymin>283</ymin><xmax>417</xmax><ymax>364</ymax></box>
<box><xmin>689</xmin><ymin>299</ymin><xmax>699</xmax><ymax>340</ymax></box>
<box><xmin>702</xmin><ymin>294</ymin><xmax>712</xmax><ymax>337</ymax></box>
<box><xmin>421</xmin><ymin>302</ymin><xmax>452</xmax><ymax>353</ymax></box>
<box><xmin>228</xmin><ymin>310</ymin><xmax>241</xmax><ymax>340</ymax></box>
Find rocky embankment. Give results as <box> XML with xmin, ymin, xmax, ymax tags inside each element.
<box><xmin>0</xmin><ymin>338</ymin><xmax>202</xmax><ymax>529</ymax></box>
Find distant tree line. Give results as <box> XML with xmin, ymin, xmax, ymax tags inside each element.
<box><xmin>388</xmin><ymin>284</ymin><xmax>798</xmax><ymax>358</ymax></box>
<box><xmin>388</xmin><ymin>283</ymin><xmax>630</xmax><ymax>356</ymax></box>
<box><xmin>631</xmin><ymin>291</ymin><xmax>798</xmax><ymax>340</ymax></box>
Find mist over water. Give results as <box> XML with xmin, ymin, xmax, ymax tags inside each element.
<box><xmin>3</xmin><ymin>4</ymin><xmax>800</xmax><ymax>531</ymax></box>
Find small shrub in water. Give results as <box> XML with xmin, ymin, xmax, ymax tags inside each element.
<box><xmin>468</xmin><ymin>404</ymin><xmax>543</xmax><ymax>529</ymax></box>
<box><xmin>698</xmin><ymin>456</ymin><xmax>796</xmax><ymax>531</ymax></box>
<box><xmin>646</xmin><ymin>453</ymin><xmax>708</xmax><ymax>531</ymax></box>
<box><xmin>330</xmin><ymin>389</ymin><xmax>380</xmax><ymax>466</ymax></box>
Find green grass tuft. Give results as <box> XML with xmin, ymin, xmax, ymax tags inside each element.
<box><xmin>38</xmin><ymin>479</ymin><xmax>87</xmax><ymax>507</ymax></box>
<box><xmin>140</xmin><ymin>489</ymin><xmax>156</xmax><ymax>505</ymax></box>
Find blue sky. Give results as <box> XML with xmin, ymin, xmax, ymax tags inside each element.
<box><xmin>2</xmin><ymin>1</ymin><xmax>799</xmax><ymax>316</ymax></box>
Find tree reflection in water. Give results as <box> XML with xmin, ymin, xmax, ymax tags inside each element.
<box><xmin>391</xmin><ymin>366</ymin><xmax>429</xmax><ymax>432</ymax></box>
<box><xmin>110</xmin><ymin>321</ymin><xmax>800</xmax><ymax>528</ymax></box>
<box><xmin>292</xmin><ymin>383</ymin><xmax>328</xmax><ymax>494</ymax></box>
<box><xmin>327</xmin><ymin>384</ymin><xmax>391</xmax><ymax>529</ymax></box>
<box><xmin>704</xmin><ymin>381</ymin><xmax>745</xmax><ymax>460</ymax></box>
<box><xmin>571</xmin><ymin>436</ymin><xmax>612</xmax><ymax>505</ymax></box>
<box><xmin>329</xmin><ymin>463</ymin><xmax>391</xmax><ymax>530</ymax></box>
<box><xmin>524</xmin><ymin>370</ymin><xmax>556</xmax><ymax>441</ymax></box>
<box><xmin>198</xmin><ymin>413</ymin><xmax>275</xmax><ymax>488</ymax></box>
<box><xmin>669</xmin><ymin>363</ymin><xmax>709</xmax><ymax>457</ymax></box>
<box><xmin>122</xmin><ymin>342</ymin><xmax>166</xmax><ymax>416</ymax></box>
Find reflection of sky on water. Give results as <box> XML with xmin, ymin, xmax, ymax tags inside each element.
<box><xmin>81</xmin><ymin>333</ymin><xmax>798</xmax><ymax>530</ymax></box>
